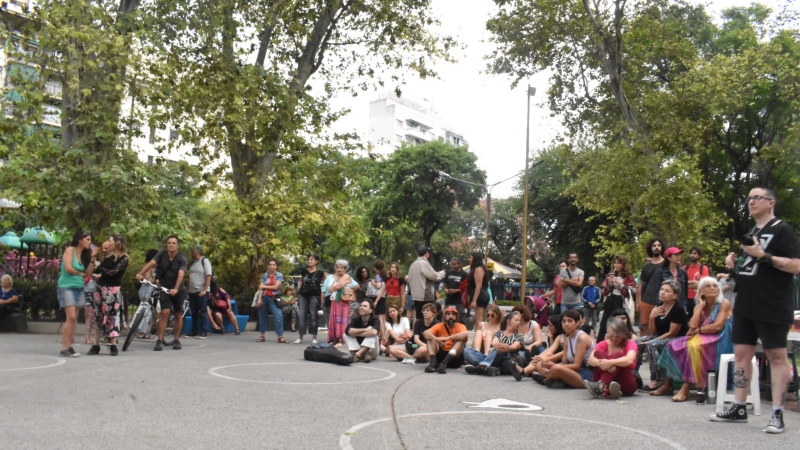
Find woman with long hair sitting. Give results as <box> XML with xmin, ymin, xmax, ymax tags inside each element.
<box><xmin>526</xmin><ymin>314</ymin><xmax>566</xmax><ymax>383</ymax></box>
<box><xmin>584</xmin><ymin>317</ymin><xmax>638</xmax><ymax>399</ymax></box>
<box><xmin>463</xmin><ymin>311</ymin><xmax>525</xmax><ymax>378</ymax></box>
<box><xmin>513</xmin><ymin>304</ymin><xmax>544</xmax><ymax>364</ymax></box>
<box><xmin>539</xmin><ymin>309</ymin><xmax>595</xmax><ymax>388</ymax></box>
<box><xmin>464</xmin><ymin>304</ymin><xmax>503</xmax><ymax>365</ymax></box>
<box><xmin>656</xmin><ymin>277</ymin><xmax>733</xmax><ymax>401</ymax></box>
<box><xmin>384</xmin><ymin>304</ymin><xmax>411</xmax><ymax>359</ymax></box>
<box><xmin>636</xmin><ymin>279</ymin><xmax>689</xmax><ymax>393</ymax></box>
<box><xmin>208</xmin><ymin>280</ymin><xmax>241</xmax><ymax>335</ymax></box>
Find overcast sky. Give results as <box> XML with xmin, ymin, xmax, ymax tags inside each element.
<box><xmin>329</xmin><ymin>0</ymin><xmax>787</xmax><ymax>199</ymax></box>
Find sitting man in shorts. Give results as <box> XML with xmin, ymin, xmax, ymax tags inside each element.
<box><xmin>423</xmin><ymin>306</ymin><xmax>467</xmax><ymax>374</ymax></box>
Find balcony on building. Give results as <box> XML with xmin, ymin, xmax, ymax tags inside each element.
<box><xmin>404</xmin><ymin>118</ymin><xmax>432</xmax><ymax>142</ymax></box>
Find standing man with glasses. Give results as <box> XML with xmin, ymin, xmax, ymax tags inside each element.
<box><xmin>710</xmin><ymin>187</ymin><xmax>800</xmax><ymax>434</ymax></box>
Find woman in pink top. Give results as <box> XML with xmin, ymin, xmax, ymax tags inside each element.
<box><xmin>584</xmin><ymin>317</ymin><xmax>638</xmax><ymax>399</ymax></box>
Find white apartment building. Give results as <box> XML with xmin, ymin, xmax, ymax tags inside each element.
<box><xmin>368</xmin><ymin>93</ymin><xmax>467</xmax><ymax>152</ymax></box>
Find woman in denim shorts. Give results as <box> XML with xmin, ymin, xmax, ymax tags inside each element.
<box><xmin>57</xmin><ymin>230</ymin><xmax>97</xmax><ymax>357</ymax></box>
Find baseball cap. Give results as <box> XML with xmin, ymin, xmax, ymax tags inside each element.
<box><xmin>417</xmin><ymin>245</ymin><xmax>430</xmax><ymax>256</ymax></box>
<box><xmin>443</xmin><ymin>306</ymin><xmax>458</xmax><ymax>314</ymax></box>
<box><xmin>663</xmin><ymin>247</ymin><xmax>683</xmax><ymax>257</ymax></box>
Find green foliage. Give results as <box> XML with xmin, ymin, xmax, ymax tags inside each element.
<box><xmin>12</xmin><ymin>279</ymin><xmax>58</xmax><ymax>320</ymax></box>
<box><xmin>367</xmin><ymin>141</ymin><xmax>486</xmax><ymax>267</ymax></box>
<box><xmin>520</xmin><ymin>145</ymin><xmax>601</xmax><ymax>275</ymax></box>
<box><xmin>487</xmin><ymin>0</ymin><xmax>800</xmax><ymax>269</ymax></box>
<box><xmin>144</xmin><ymin>0</ymin><xmax>457</xmax><ymax>201</ymax></box>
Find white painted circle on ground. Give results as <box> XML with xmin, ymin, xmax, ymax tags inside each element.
<box><xmin>0</xmin><ymin>356</ymin><xmax>67</xmax><ymax>372</ymax></box>
<box><xmin>339</xmin><ymin>411</ymin><xmax>688</xmax><ymax>450</ymax></box>
<box><xmin>208</xmin><ymin>362</ymin><xmax>396</xmax><ymax>385</ymax></box>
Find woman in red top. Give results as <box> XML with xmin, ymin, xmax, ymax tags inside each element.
<box><xmin>584</xmin><ymin>317</ymin><xmax>638</xmax><ymax>399</ymax></box>
<box><xmin>208</xmin><ymin>281</ymin><xmax>240</xmax><ymax>335</ymax></box>
<box><xmin>384</xmin><ymin>262</ymin><xmax>406</xmax><ymax>312</ymax></box>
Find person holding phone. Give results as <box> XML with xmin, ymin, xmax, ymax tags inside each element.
<box><xmin>710</xmin><ymin>187</ymin><xmax>800</xmax><ymax>434</ymax></box>
<box><xmin>597</xmin><ymin>255</ymin><xmax>636</xmax><ymax>341</ymax></box>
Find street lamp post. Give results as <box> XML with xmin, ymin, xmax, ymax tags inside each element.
<box><xmin>437</xmin><ymin>170</ymin><xmax>524</xmax><ymax>259</ymax></box>
<box><xmin>520</xmin><ymin>85</ymin><xmax>536</xmax><ymax>300</ymax></box>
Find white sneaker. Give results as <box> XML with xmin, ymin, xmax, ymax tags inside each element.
<box><xmin>293</xmin><ymin>338</ymin><xmax>303</xmax><ymax>344</ymax></box>
<box><xmin>311</xmin><ymin>339</ymin><xmax>318</xmax><ymax>345</ymax></box>
<box><xmin>401</xmin><ymin>358</ymin><xmax>416</xmax><ymax>364</ymax></box>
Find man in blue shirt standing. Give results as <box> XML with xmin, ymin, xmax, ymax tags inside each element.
<box><xmin>581</xmin><ymin>276</ymin><xmax>601</xmax><ymax>331</ymax></box>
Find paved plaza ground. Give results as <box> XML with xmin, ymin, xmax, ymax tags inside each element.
<box><xmin>1</xmin><ymin>330</ymin><xmax>798</xmax><ymax>449</ymax></box>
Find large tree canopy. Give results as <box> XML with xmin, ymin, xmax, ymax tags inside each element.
<box><xmin>146</xmin><ymin>0</ymin><xmax>456</xmax><ymax>202</ymax></box>
<box><xmin>487</xmin><ymin>0</ymin><xmax>800</xmax><ymax>266</ymax></box>
<box><xmin>368</xmin><ymin>141</ymin><xmax>486</xmax><ymax>263</ymax></box>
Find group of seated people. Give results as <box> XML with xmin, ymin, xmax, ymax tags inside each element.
<box><xmin>342</xmin><ymin>276</ymin><xmax>734</xmax><ymax>403</ymax></box>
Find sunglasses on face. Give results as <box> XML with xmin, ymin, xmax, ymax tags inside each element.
<box><xmin>606</xmin><ymin>334</ymin><xmax>620</xmax><ymax>338</ymax></box>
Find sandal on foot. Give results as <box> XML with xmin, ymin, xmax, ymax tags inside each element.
<box><xmin>277</xmin><ymin>336</ymin><xmax>289</xmax><ymax>344</ymax></box>
<box><xmin>235</xmin><ymin>330</ymin><xmax>241</xmax><ymax>335</ymax></box>
<box><xmin>650</xmin><ymin>385</ymin><xmax>674</xmax><ymax>396</ymax></box>
<box><xmin>256</xmin><ymin>336</ymin><xmax>266</xmax><ymax>342</ymax></box>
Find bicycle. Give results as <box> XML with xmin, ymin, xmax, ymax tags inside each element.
<box><xmin>122</xmin><ymin>280</ymin><xmax>188</xmax><ymax>351</ymax></box>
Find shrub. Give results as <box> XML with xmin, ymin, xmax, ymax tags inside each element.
<box><xmin>13</xmin><ymin>280</ymin><xmax>58</xmax><ymax>320</ymax></box>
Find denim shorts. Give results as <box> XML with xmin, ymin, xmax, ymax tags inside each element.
<box><xmin>404</xmin><ymin>294</ymin><xmax>414</xmax><ymax>310</ymax></box>
<box><xmin>578</xmin><ymin>365</ymin><xmax>594</xmax><ymax>381</ymax></box>
<box><xmin>58</xmin><ymin>288</ymin><xmax>86</xmax><ymax>309</ymax></box>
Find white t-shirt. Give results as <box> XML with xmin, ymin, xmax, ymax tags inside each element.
<box><xmin>388</xmin><ymin>317</ymin><xmax>410</xmax><ymax>341</ymax></box>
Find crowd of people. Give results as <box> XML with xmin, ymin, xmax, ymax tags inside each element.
<box><xmin>51</xmin><ymin>187</ymin><xmax>800</xmax><ymax>435</ymax></box>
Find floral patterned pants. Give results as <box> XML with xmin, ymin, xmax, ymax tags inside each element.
<box><xmin>93</xmin><ymin>286</ymin><xmax>122</xmax><ymax>338</ymax></box>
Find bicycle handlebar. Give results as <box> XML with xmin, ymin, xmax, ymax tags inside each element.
<box><xmin>140</xmin><ymin>279</ymin><xmax>170</xmax><ymax>293</ymax></box>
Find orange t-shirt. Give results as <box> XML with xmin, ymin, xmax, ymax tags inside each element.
<box><xmin>429</xmin><ymin>322</ymin><xmax>468</xmax><ymax>352</ymax></box>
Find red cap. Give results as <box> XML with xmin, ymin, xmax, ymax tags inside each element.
<box><xmin>444</xmin><ymin>306</ymin><xmax>458</xmax><ymax>314</ymax></box>
<box><xmin>663</xmin><ymin>247</ymin><xmax>683</xmax><ymax>257</ymax></box>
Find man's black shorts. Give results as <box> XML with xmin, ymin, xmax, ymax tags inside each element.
<box><xmin>435</xmin><ymin>350</ymin><xmax>464</xmax><ymax>368</ymax></box>
<box><xmin>159</xmin><ymin>289</ymin><xmax>187</xmax><ymax>312</ymax></box>
<box><xmin>731</xmin><ymin>316</ymin><xmax>789</xmax><ymax>350</ymax></box>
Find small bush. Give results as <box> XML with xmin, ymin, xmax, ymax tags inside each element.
<box><xmin>14</xmin><ymin>280</ymin><xmax>58</xmax><ymax>320</ymax></box>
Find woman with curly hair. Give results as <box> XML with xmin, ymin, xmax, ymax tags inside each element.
<box><xmin>597</xmin><ymin>255</ymin><xmax>637</xmax><ymax>341</ymax></box>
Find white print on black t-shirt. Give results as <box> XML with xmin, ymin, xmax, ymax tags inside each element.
<box><xmin>737</xmin><ymin>233</ymin><xmax>774</xmax><ymax>277</ymax></box>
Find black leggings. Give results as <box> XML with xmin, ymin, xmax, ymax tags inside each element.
<box><xmin>597</xmin><ymin>295</ymin><xmax>623</xmax><ymax>341</ymax></box>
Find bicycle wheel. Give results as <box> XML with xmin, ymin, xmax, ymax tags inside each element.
<box><xmin>123</xmin><ymin>308</ymin><xmax>145</xmax><ymax>351</ymax></box>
